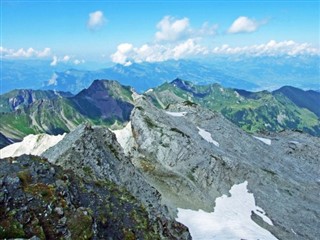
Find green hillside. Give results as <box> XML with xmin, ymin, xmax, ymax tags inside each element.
<box><xmin>0</xmin><ymin>80</ymin><xmax>134</xmax><ymax>140</ymax></box>
<box><xmin>146</xmin><ymin>79</ymin><xmax>320</xmax><ymax>136</ymax></box>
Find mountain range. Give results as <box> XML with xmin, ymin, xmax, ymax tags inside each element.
<box><xmin>2</xmin><ymin>56</ymin><xmax>319</xmax><ymax>95</ymax></box>
<box><xmin>42</xmin><ymin>60</ymin><xmax>258</xmax><ymax>94</ymax></box>
<box><xmin>0</xmin><ymin>79</ymin><xmax>319</xmax><ymax>144</ymax></box>
<box><xmin>0</xmin><ymin>80</ymin><xmax>133</xmax><ymax>141</ymax></box>
<box><xmin>0</xmin><ymin>81</ymin><xmax>319</xmax><ymax>239</ymax></box>
<box><xmin>146</xmin><ymin>79</ymin><xmax>320</xmax><ymax>136</ymax></box>
<box><xmin>0</xmin><ymin>79</ymin><xmax>320</xmax><ymax>140</ymax></box>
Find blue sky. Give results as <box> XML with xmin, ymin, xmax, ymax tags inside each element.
<box><xmin>1</xmin><ymin>0</ymin><xmax>319</xmax><ymax>65</ymax></box>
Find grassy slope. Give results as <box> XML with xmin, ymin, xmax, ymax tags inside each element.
<box><xmin>0</xmin><ymin>98</ymin><xmax>108</xmax><ymax>140</ymax></box>
<box><xmin>147</xmin><ymin>81</ymin><xmax>320</xmax><ymax>136</ymax></box>
<box><xmin>0</xmin><ymin>81</ymin><xmax>134</xmax><ymax>140</ymax></box>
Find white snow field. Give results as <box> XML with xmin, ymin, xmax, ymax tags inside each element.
<box><xmin>112</xmin><ymin>121</ymin><xmax>134</xmax><ymax>155</ymax></box>
<box><xmin>165</xmin><ymin>111</ymin><xmax>188</xmax><ymax>117</ymax></box>
<box><xmin>254</xmin><ymin>136</ymin><xmax>272</xmax><ymax>145</ymax></box>
<box><xmin>0</xmin><ymin>133</ymin><xmax>66</xmax><ymax>158</ymax></box>
<box><xmin>176</xmin><ymin>181</ymin><xmax>277</xmax><ymax>240</ymax></box>
<box><xmin>197</xmin><ymin>127</ymin><xmax>219</xmax><ymax>147</ymax></box>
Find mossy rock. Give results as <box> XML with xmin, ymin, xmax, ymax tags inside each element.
<box><xmin>67</xmin><ymin>209</ymin><xmax>93</xmax><ymax>240</ymax></box>
<box><xmin>0</xmin><ymin>217</ymin><xmax>25</xmax><ymax>239</ymax></box>
<box><xmin>24</xmin><ymin>183</ymin><xmax>56</xmax><ymax>203</ymax></box>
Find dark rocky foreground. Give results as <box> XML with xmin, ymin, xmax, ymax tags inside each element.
<box><xmin>0</xmin><ymin>155</ymin><xmax>190</xmax><ymax>239</ymax></box>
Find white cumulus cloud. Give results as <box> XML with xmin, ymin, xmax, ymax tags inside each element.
<box><xmin>155</xmin><ymin>16</ymin><xmax>191</xmax><ymax>42</ymax></box>
<box><xmin>50</xmin><ymin>55</ymin><xmax>82</xmax><ymax>66</ymax></box>
<box><xmin>198</xmin><ymin>22</ymin><xmax>218</xmax><ymax>36</ymax></box>
<box><xmin>62</xmin><ymin>55</ymin><xmax>70</xmax><ymax>62</ymax></box>
<box><xmin>110</xmin><ymin>15</ymin><xmax>219</xmax><ymax>65</ymax></box>
<box><xmin>155</xmin><ymin>16</ymin><xmax>217</xmax><ymax>42</ymax></box>
<box><xmin>50</xmin><ymin>56</ymin><xmax>58</xmax><ymax>66</ymax></box>
<box><xmin>228</xmin><ymin>16</ymin><xmax>263</xmax><ymax>33</ymax></box>
<box><xmin>172</xmin><ymin>38</ymin><xmax>208</xmax><ymax>58</ymax></box>
<box><xmin>87</xmin><ymin>10</ymin><xmax>106</xmax><ymax>30</ymax></box>
<box><xmin>37</xmin><ymin>48</ymin><xmax>52</xmax><ymax>57</ymax></box>
<box><xmin>74</xmin><ymin>59</ymin><xmax>85</xmax><ymax>65</ymax></box>
<box><xmin>111</xmin><ymin>39</ymin><xmax>208</xmax><ymax>65</ymax></box>
<box><xmin>111</xmin><ymin>43</ymin><xmax>134</xmax><ymax>65</ymax></box>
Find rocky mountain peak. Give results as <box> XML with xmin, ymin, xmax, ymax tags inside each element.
<box><xmin>128</xmin><ymin>96</ymin><xmax>320</xmax><ymax>239</ymax></box>
<box><xmin>41</xmin><ymin>123</ymin><xmax>191</xmax><ymax>239</ymax></box>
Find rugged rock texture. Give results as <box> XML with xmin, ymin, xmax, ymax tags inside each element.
<box><xmin>0</xmin><ymin>155</ymin><xmax>189</xmax><ymax>239</ymax></box>
<box><xmin>1</xmin><ymin>79</ymin><xmax>319</xmax><ymax>240</ymax></box>
<box><xmin>42</xmin><ymin>124</ymin><xmax>191</xmax><ymax>239</ymax></box>
<box><xmin>70</xmin><ymin>80</ymin><xmax>134</xmax><ymax>125</ymax></box>
<box><xmin>127</xmin><ymin>96</ymin><xmax>320</xmax><ymax>240</ymax></box>
<box><xmin>0</xmin><ymin>132</ymin><xmax>12</xmax><ymax>149</ymax></box>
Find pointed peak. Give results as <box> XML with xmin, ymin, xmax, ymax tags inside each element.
<box><xmin>170</xmin><ymin>78</ymin><xmax>193</xmax><ymax>87</ymax></box>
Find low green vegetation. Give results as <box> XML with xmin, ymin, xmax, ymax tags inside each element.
<box><xmin>147</xmin><ymin>80</ymin><xmax>320</xmax><ymax>136</ymax></box>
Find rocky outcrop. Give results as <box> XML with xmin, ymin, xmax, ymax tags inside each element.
<box><xmin>71</xmin><ymin>80</ymin><xmax>134</xmax><ymax>124</ymax></box>
<box><xmin>0</xmin><ymin>155</ymin><xmax>189</xmax><ymax>239</ymax></box>
<box><xmin>42</xmin><ymin>124</ymin><xmax>191</xmax><ymax>239</ymax></box>
<box><xmin>127</xmin><ymin>96</ymin><xmax>320</xmax><ymax>240</ymax></box>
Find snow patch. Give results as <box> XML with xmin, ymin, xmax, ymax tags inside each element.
<box><xmin>145</xmin><ymin>88</ymin><xmax>153</xmax><ymax>93</ymax></box>
<box><xmin>197</xmin><ymin>127</ymin><xmax>219</xmax><ymax>147</ymax></box>
<box><xmin>165</xmin><ymin>111</ymin><xmax>187</xmax><ymax>117</ymax></box>
<box><xmin>254</xmin><ymin>136</ymin><xmax>272</xmax><ymax>145</ymax></box>
<box><xmin>112</xmin><ymin>122</ymin><xmax>134</xmax><ymax>155</ymax></box>
<box><xmin>0</xmin><ymin>133</ymin><xmax>66</xmax><ymax>159</ymax></box>
<box><xmin>176</xmin><ymin>181</ymin><xmax>277</xmax><ymax>240</ymax></box>
<box><xmin>277</xmin><ymin>113</ymin><xmax>287</xmax><ymax>124</ymax></box>
<box><xmin>132</xmin><ymin>91</ymin><xmax>142</xmax><ymax>101</ymax></box>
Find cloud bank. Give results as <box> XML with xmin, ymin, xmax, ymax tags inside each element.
<box><xmin>50</xmin><ymin>55</ymin><xmax>85</xmax><ymax>66</ymax></box>
<box><xmin>110</xmin><ymin>14</ymin><xmax>318</xmax><ymax>65</ymax></box>
<box><xmin>212</xmin><ymin>40</ymin><xmax>319</xmax><ymax>56</ymax></box>
<box><xmin>111</xmin><ymin>39</ymin><xmax>208</xmax><ymax>66</ymax></box>
<box><xmin>111</xmin><ymin>39</ymin><xmax>319</xmax><ymax>65</ymax></box>
<box><xmin>0</xmin><ymin>47</ymin><xmax>51</xmax><ymax>58</ymax></box>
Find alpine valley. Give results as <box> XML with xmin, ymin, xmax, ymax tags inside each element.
<box><xmin>0</xmin><ymin>78</ymin><xmax>319</xmax><ymax>240</ymax></box>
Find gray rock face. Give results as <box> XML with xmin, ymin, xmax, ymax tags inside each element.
<box><xmin>42</xmin><ymin>123</ymin><xmax>191</xmax><ymax>239</ymax></box>
<box><xmin>128</xmin><ymin>96</ymin><xmax>320</xmax><ymax>240</ymax></box>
